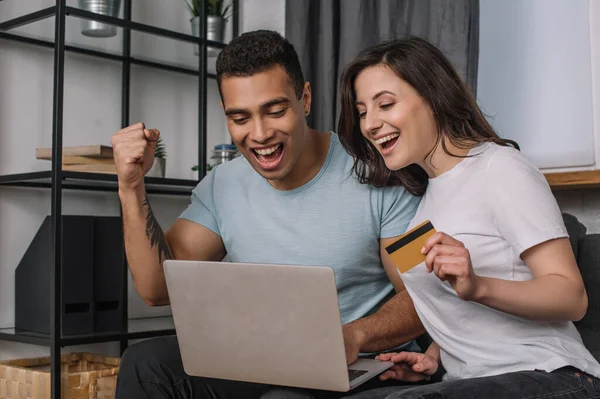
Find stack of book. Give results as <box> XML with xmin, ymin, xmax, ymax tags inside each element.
<box><xmin>36</xmin><ymin>145</ymin><xmax>116</xmax><ymax>174</ymax></box>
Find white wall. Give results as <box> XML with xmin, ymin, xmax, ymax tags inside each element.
<box><xmin>0</xmin><ymin>0</ymin><xmax>285</xmax><ymax>360</ymax></box>
<box><xmin>477</xmin><ymin>0</ymin><xmax>596</xmax><ymax>170</ymax></box>
<box><xmin>239</xmin><ymin>0</ymin><xmax>285</xmax><ymax>35</ymax></box>
<box><xmin>478</xmin><ymin>0</ymin><xmax>600</xmax><ymax>233</ymax></box>
<box><xmin>591</xmin><ymin>0</ymin><xmax>600</xmax><ymax>173</ymax></box>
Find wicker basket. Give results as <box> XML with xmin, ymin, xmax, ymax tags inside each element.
<box><xmin>0</xmin><ymin>352</ymin><xmax>119</xmax><ymax>399</ymax></box>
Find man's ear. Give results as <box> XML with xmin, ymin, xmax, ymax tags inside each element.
<box><xmin>302</xmin><ymin>82</ymin><xmax>312</xmax><ymax>117</ymax></box>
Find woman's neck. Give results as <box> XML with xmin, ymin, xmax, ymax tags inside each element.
<box><xmin>420</xmin><ymin>138</ymin><xmax>475</xmax><ymax>179</ymax></box>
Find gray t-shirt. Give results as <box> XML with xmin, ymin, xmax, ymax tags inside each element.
<box><xmin>179</xmin><ymin>133</ymin><xmax>421</xmax><ymax>325</ymax></box>
<box><xmin>403</xmin><ymin>142</ymin><xmax>600</xmax><ymax>380</ymax></box>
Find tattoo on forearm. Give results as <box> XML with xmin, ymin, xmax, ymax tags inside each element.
<box><xmin>142</xmin><ymin>195</ymin><xmax>172</xmax><ymax>261</ymax></box>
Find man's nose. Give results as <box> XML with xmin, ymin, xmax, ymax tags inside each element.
<box><xmin>249</xmin><ymin>119</ymin><xmax>276</xmax><ymax>143</ymax></box>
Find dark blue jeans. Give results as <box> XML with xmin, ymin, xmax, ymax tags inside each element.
<box><xmin>116</xmin><ymin>336</ymin><xmax>418</xmax><ymax>399</ymax></box>
<box><xmin>343</xmin><ymin>367</ymin><xmax>600</xmax><ymax>399</ymax></box>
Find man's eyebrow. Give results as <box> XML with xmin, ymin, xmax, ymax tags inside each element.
<box><xmin>261</xmin><ymin>97</ymin><xmax>291</xmax><ymax>111</ymax></box>
<box><xmin>224</xmin><ymin>107</ymin><xmax>250</xmax><ymax>117</ymax></box>
<box><xmin>224</xmin><ymin>97</ymin><xmax>291</xmax><ymax>117</ymax></box>
<box><xmin>356</xmin><ymin>90</ymin><xmax>396</xmax><ymax>105</ymax></box>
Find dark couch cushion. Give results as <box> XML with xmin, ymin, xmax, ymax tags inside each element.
<box><xmin>563</xmin><ymin>213</ymin><xmax>587</xmax><ymax>258</ymax></box>
<box><xmin>574</xmin><ymin>234</ymin><xmax>600</xmax><ymax>362</ymax></box>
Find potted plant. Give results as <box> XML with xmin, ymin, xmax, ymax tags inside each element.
<box><xmin>147</xmin><ymin>137</ymin><xmax>166</xmax><ymax>178</ymax></box>
<box><xmin>191</xmin><ymin>164</ymin><xmax>212</xmax><ymax>180</ymax></box>
<box><xmin>184</xmin><ymin>0</ymin><xmax>233</xmax><ymax>56</ymax></box>
<box><xmin>78</xmin><ymin>0</ymin><xmax>121</xmax><ymax>37</ymax></box>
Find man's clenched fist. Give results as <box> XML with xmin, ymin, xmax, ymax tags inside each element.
<box><xmin>111</xmin><ymin>122</ymin><xmax>160</xmax><ymax>192</ymax></box>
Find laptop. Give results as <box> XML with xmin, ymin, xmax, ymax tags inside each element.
<box><xmin>163</xmin><ymin>260</ymin><xmax>394</xmax><ymax>392</ymax></box>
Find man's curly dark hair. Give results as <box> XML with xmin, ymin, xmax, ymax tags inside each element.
<box><xmin>216</xmin><ymin>30</ymin><xmax>305</xmax><ymax>99</ymax></box>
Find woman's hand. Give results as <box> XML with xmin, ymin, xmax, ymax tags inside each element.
<box><xmin>376</xmin><ymin>351</ymin><xmax>438</xmax><ymax>381</ymax></box>
<box><xmin>422</xmin><ymin>233</ymin><xmax>586</xmax><ymax>322</ymax></box>
<box><xmin>422</xmin><ymin>232</ymin><xmax>481</xmax><ymax>301</ymax></box>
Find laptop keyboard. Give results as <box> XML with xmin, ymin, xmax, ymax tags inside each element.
<box><xmin>348</xmin><ymin>369</ymin><xmax>369</xmax><ymax>382</ymax></box>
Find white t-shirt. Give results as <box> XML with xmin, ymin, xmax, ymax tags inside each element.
<box><xmin>402</xmin><ymin>142</ymin><xmax>600</xmax><ymax>381</ymax></box>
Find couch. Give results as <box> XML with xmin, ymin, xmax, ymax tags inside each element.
<box><xmin>564</xmin><ymin>213</ymin><xmax>600</xmax><ymax>361</ymax></box>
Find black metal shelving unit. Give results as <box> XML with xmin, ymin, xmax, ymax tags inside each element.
<box><xmin>0</xmin><ymin>1</ymin><xmax>239</xmax><ymax>398</ymax></box>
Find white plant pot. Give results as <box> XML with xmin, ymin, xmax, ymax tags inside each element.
<box><xmin>78</xmin><ymin>0</ymin><xmax>121</xmax><ymax>37</ymax></box>
<box><xmin>191</xmin><ymin>15</ymin><xmax>226</xmax><ymax>57</ymax></box>
<box><xmin>147</xmin><ymin>158</ymin><xmax>166</xmax><ymax>178</ymax></box>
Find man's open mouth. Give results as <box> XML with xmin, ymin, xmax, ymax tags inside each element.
<box><xmin>252</xmin><ymin>143</ymin><xmax>284</xmax><ymax>170</ymax></box>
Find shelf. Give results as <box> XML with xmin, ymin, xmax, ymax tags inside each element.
<box><xmin>0</xmin><ymin>171</ymin><xmax>197</xmax><ymax>196</ymax></box>
<box><xmin>0</xmin><ymin>31</ymin><xmax>217</xmax><ymax>79</ymax></box>
<box><xmin>0</xmin><ymin>6</ymin><xmax>227</xmax><ymax>46</ymax></box>
<box><xmin>0</xmin><ymin>1</ymin><xmax>231</xmax><ymax>396</ymax></box>
<box><xmin>0</xmin><ymin>316</ymin><xmax>175</xmax><ymax>347</ymax></box>
<box><xmin>545</xmin><ymin>170</ymin><xmax>600</xmax><ymax>190</ymax></box>
<box><xmin>0</xmin><ymin>6</ymin><xmax>224</xmax><ymax>78</ymax></box>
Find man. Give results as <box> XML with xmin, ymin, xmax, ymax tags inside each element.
<box><xmin>112</xmin><ymin>30</ymin><xmax>423</xmax><ymax>399</ymax></box>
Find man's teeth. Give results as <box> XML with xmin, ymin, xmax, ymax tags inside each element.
<box><xmin>375</xmin><ymin>133</ymin><xmax>400</xmax><ymax>145</ymax></box>
<box><xmin>255</xmin><ymin>144</ymin><xmax>280</xmax><ymax>155</ymax></box>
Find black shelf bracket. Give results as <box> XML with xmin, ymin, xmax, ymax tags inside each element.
<box><xmin>0</xmin><ymin>6</ymin><xmax>55</xmax><ymax>31</ymax></box>
<box><xmin>0</xmin><ymin>317</ymin><xmax>176</xmax><ymax>347</ymax></box>
<box><xmin>0</xmin><ymin>32</ymin><xmax>218</xmax><ymax>79</ymax></box>
<box><xmin>50</xmin><ymin>0</ymin><xmax>67</xmax><ymax>397</ymax></box>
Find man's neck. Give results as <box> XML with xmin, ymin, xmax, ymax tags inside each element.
<box><xmin>268</xmin><ymin>129</ymin><xmax>331</xmax><ymax>191</ymax></box>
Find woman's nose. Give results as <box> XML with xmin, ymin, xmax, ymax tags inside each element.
<box><xmin>364</xmin><ymin>112</ymin><xmax>383</xmax><ymax>136</ymax></box>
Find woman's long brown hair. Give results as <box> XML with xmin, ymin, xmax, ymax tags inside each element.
<box><xmin>337</xmin><ymin>36</ymin><xmax>518</xmax><ymax>196</ymax></box>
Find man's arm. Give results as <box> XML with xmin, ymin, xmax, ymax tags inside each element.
<box><xmin>120</xmin><ymin>188</ymin><xmax>226</xmax><ymax>306</ymax></box>
<box><xmin>343</xmin><ymin>236</ymin><xmax>424</xmax><ymax>362</ymax></box>
<box><xmin>112</xmin><ymin>123</ymin><xmax>226</xmax><ymax>307</ymax></box>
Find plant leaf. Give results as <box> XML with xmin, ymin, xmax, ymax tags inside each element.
<box><xmin>222</xmin><ymin>3</ymin><xmax>232</xmax><ymax>19</ymax></box>
<box><xmin>182</xmin><ymin>0</ymin><xmax>194</xmax><ymax>15</ymax></box>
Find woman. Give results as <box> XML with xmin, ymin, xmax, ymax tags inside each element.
<box><xmin>337</xmin><ymin>37</ymin><xmax>600</xmax><ymax>399</ymax></box>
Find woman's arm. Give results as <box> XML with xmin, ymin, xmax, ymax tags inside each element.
<box><xmin>422</xmin><ymin>233</ymin><xmax>588</xmax><ymax>322</ymax></box>
<box><xmin>424</xmin><ymin>340</ymin><xmax>441</xmax><ymax>363</ymax></box>
<box><xmin>474</xmin><ymin>237</ymin><xmax>587</xmax><ymax>321</ymax></box>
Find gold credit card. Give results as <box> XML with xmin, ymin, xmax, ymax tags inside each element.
<box><xmin>385</xmin><ymin>220</ymin><xmax>437</xmax><ymax>273</ymax></box>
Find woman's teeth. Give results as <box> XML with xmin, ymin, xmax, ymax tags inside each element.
<box><xmin>375</xmin><ymin>133</ymin><xmax>400</xmax><ymax>145</ymax></box>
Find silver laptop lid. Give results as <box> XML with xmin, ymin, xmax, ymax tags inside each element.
<box><xmin>163</xmin><ymin>260</ymin><xmax>351</xmax><ymax>392</ymax></box>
